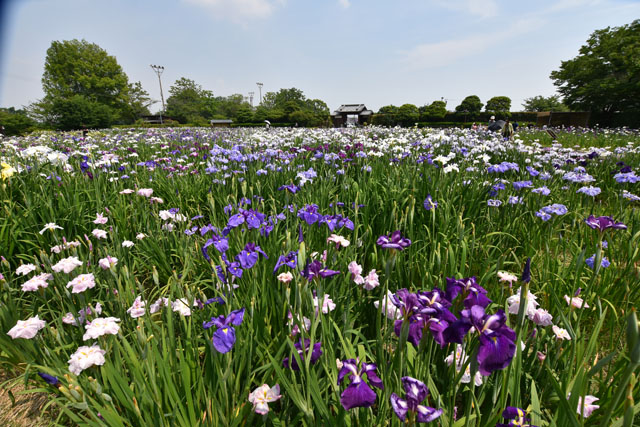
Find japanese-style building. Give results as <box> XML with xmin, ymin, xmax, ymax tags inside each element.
<box><xmin>331</xmin><ymin>104</ymin><xmax>374</xmax><ymax>127</ymax></box>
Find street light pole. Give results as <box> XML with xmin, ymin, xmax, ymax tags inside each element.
<box><xmin>248</xmin><ymin>91</ymin><xmax>254</xmax><ymax>107</ymax></box>
<box><xmin>150</xmin><ymin>65</ymin><xmax>165</xmax><ymax>124</ymax></box>
<box><xmin>256</xmin><ymin>82</ymin><xmax>263</xmax><ymax>105</ymax></box>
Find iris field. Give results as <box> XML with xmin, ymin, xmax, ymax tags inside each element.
<box><xmin>1</xmin><ymin>126</ymin><xmax>639</xmax><ymax>426</ymax></box>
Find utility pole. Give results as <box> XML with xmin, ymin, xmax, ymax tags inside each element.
<box><xmin>256</xmin><ymin>82</ymin><xmax>263</xmax><ymax>105</ymax></box>
<box><xmin>248</xmin><ymin>91</ymin><xmax>254</xmax><ymax>107</ymax></box>
<box><xmin>150</xmin><ymin>65</ymin><xmax>165</xmax><ymax>124</ymax></box>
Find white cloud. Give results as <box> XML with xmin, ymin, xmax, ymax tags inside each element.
<box><xmin>401</xmin><ymin>17</ymin><xmax>542</xmax><ymax>69</ymax></box>
<box><xmin>184</xmin><ymin>0</ymin><xmax>284</xmax><ymax>23</ymax></box>
<box><xmin>431</xmin><ymin>0</ymin><xmax>499</xmax><ymax>19</ymax></box>
<box><xmin>338</xmin><ymin>0</ymin><xmax>351</xmax><ymax>9</ymax></box>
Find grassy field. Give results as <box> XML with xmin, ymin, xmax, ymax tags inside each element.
<box><xmin>1</xmin><ymin>126</ymin><xmax>639</xmax><ymax>426</ymax></box>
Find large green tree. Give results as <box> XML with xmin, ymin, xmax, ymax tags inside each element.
<box><xmin>420</xmin><ymin>100</ymin><xmax>447</xmax><ymax>120</ymax></box>
<box><xmin>165</xmin><ymin>78</ymin><xmax>215</xmax><ymax>123</ymax></box>
<box><xmin>455</xmin><ymin>96</ymin><xmax>483</xmax><ymax>114</ymax></box>
<box><xmin>521</xmin><ymin>95</ymin><xmax>568</xmax><ymax>112</ymax></box>
<box><xmin>485</xmin><ymin>96</ymin><xmax>512</xmax><ymax>115</ymax></box>
<box><xmin>550</xmin><ymin>20</ymin><xmax>640</xmax><ymax>112</ymax></box>
<box><xmin>32</xmin><ymin>39</ymin><xmax>143</xmax><ymax>129</ymax></box>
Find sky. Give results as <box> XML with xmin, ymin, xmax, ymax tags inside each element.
<box><xmin>1</xmin><ymin>0</ymin><xmax>639</xmax><ymax>113</ymax></box>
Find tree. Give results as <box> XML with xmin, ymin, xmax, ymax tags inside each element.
<box><xmin>521</xmin><ymin>95</ymin><xmax>569</xmax><ymax>112</ymax></box>
<box><xmin>378</xmin><ymin>105</ymin><xmax>399</xmax><ymax>115</ymax></box>
<box><xmin>0</xmin><ymin>108</ymin><xmax>36</xmax><ymax>136</ymax></box>
<box><xmin>165</xmin><ymin>78</ymin><xmax>211</xmax><ymax>123</ymax></box>
<box><xmin>420</xmin><ymin>100</ymin><xmax>447</xmax><ymax>121</ymax></box>
<box><xmin>550</xmin><ymin>20</ymin><xmax>640</xmax><ymax>112</ymax></box>
<box><xmin>455</xmin><ymin>96</ymin><xmax>483</xmax><ymax>114</ymax></box>
<box><xmin>485</xmin><ymin>96</ymin><xmax>512</xmax><ymax>115</ymax></box>
<box><xmin>37</xmin><ymin>39</ymin><xmax>132</xmax><ymax>127</ymax></box>
<box><xmin>397</xmin><ymin>104</ymin><xmax>419</xmax><ymax>126</ymax></box>
<box><xmin>123</xmin><ymin>81</ymin><xmax>152</xmax><ymax>121</ymax></box>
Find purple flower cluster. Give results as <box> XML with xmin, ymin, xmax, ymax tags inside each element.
<box><xmin>390</xmin><ymin>377</ymin><xmax>442</xmax><ymax>423</ymax></box>
<box><xmin>390</xmin><ymin>276</ymin><xmax>517</xmax><ymax>376</ymax></box>
<box><xmin>376</xmin><ymin>231</ymin><xmax>411</xmax><ymax>251</ymax></box>
<box><xmin>337</xmin><ymin>359</ymin><xmax>384</xmax><ymax>410</ymax></box>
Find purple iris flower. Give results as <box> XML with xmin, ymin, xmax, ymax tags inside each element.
<box><xmin>391</xmin><ymin>288</ymin><xmax>456</xmax><ymax>348</ymax></box>
<box><xmin>235</xmin><ymin>243</ymin><xmax>268</xmax><ymax>269</ymax></box>
<box><xmin>301</xmin><ymin>260</ymin><xmax>340</xmax><ymax>281</ymax></box>
<box><xmin>203</xmin><ymin>308</ymin><xmax>245</xmax><ymax>353</ymax></box>
<box><xmin>338</xmin><ymin>359</ymin><xmax>383</xmax><ymax>410</ymax></box>
<box><xmin>282</xmin><ymin>339</ymin><xmax>322</xmax><ymax>371</ymax></box>
<box><xmin>278</xmin><ymin>183</ymin><xmax>301</xmax><ymax>193</ymax></box>
<box><xmin>423</xmin><ymin>195</ymin><xmax>438</xmax><ymax>210</ymax></box>
<box><xmin>497</xmin><ymin>406</ymin><xmax>538</xmax><ymax>427</ymax></box>
<box><xmin>273</xmin><ymin>251</ymin><xmax>297</xmax><ymax>274</ymax></box>
<box><xmin>202</xmin><ymin>234</ymin><xmax>229</xmax><ymax>261</ymax></box>
<box><xmin>320</xmin><ymin>215</ymin><xmax>354</xmax><ymax>231</ymax></box>
<box><xmin>445</xmin><ymin>276</ymin><xmax>491</xmax><ymax>309</ymax></box>
<box><xmin>390</xmin><ymin>377</ymin><xmax>443</xmax><ymax>423</ymax></box>
<box><xmin>38</xmin><ymin>372</ymin><xmax>60</xmax><ymax>386</ymax></box>
<box><xmin>540</xmin><ymin>203</ymin><xmax>568</xmax><ymax>216</ymax></box>
<box><xmin>297</xmin><ymin>204</ymin><xmax>323</xmax><ymax>225</ymax></box>
<box><xmin>521</xmin><ymin>258</ymin><xmax>531</xmax><ymax>283</ymax></box>
<box><xmin>377</xmin><ymin>231</ymin><xmax>411</xmax><ymax>251</ymax></box>
<box><xmin>584</xmin><ymin>215</ymin><xmax>627</xmax><ymax>231</ymax></box>
<box><xmin>576</xmin><ymin>186</ymin><xmax>601</xmax><ymax>197</ymax></box>
<box><xmin>444</xmin><ymin>306</ymin><xmax>516</xmax><ymax>376</ymax></box>
<box><xmin>227</xmin><ymin>209</ymin><xmax>266</xmax><ymax>230</ymax></box>
<box><xmin>585</xmin><ymin>254</ymin><xmax>610</xmax><ymax>269</ymax></box>
<box><xmin>200</xmin><ymin>224</ymin><xmax>216</xmax><ymax>236</ymax></box>
<box><xmin>513</xmin><ymin>180</ymin><xmax>533</xmax><ymax>190</ymax></box>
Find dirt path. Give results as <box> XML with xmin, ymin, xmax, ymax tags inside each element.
<box><xmin>0</xmin><ymin>370</ymin><xmax>50</xmax><ymax>427</ymax></box>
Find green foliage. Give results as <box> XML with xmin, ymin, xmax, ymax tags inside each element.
<box><xmin>396</xmin><ymin>104</ymin><xmax>419</xmax><ymax>126</ymax></box>
<box><xmin>1</xmin><ymin>127</ymin><xmax>640</xmax><ymax>425</ymax></box>
<box><xmin>455</xmin><ymin>96</ymin><xmax>484</xmax><ymax>115</ymax></box>
<box><xmin>33</xmin><ymin>39</ymin><xmax>134</xmax><ymax>129</ymax></box>
<box><xmin>377</xmin><ymin>105</ymin><xmax>399</xmax><ymax>115</ymax></box>
<box><xmin>551</xmin><ymin>19</ymin><xmax>640</xmax><ymax>113</ymax></box>
<box><xmin>485</xmin><ymin>96</ymin><xmax>512</xmax><ymax>115</ymax></box>
<box><xmin>165</xmin><ymin>77</ymin><xmax>214</xmax><ymax>124</ymax></box>
<box><xmin>522</xmin><ymin>95</ymin><xmax>569</xmax><ymax>112</ymax></box>
<box><xmin>0</xmin><ymin>108</ymin><xmax>36</xmax><ymax>136</ymax></box>
<box><xmin>420</xmin><ymin>100</ymin><xmax>448</xmax><ymax>121</ymax></box>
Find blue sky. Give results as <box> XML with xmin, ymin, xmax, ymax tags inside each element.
<box><xmin>1</xmin><ymin>0</ymin><xmax>639</xmax><ymax>113</ymax></box>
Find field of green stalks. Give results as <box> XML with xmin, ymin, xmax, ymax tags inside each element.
<box><xmin>1</xmin><ymin>126</ymin><xmax>639</xmax><ymax>426</ymax></box>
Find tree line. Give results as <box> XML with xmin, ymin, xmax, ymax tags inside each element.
<box><xmin>1</xmin><ymin>19</ymin><xmax>638</xmax><ymax>135</ymax></box>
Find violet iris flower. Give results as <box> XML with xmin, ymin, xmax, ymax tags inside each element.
<box><xmin>202</xmin><ymin>234</ymin><xmax>229</xmax><ymax>261</ymax></box>
<box><xmin>301</xmin><ymin>260</ymin><xmax>340</xmax><ymax>281</ymax></box>
<box><xmin>338</xmin><ymin>359</ymin><xmax>384</xmax><ymax>410</ymax></box>
<box><xmin>444</xmin><ymin>306</ymin><xmax>516</xmax><ymax>376</ymax></box>
<box><xmin>445</xmin><ymin>276</ymin><xmax>491</xmax><ymax>309</ymax></box>
<box><xmin>38</xmin><ymin>372</ymin><xmax>60</xmax><ymax>386</ymax></box>
<box><xmin>377</xmin><ymin>231</ymin><xmax>411</xmax><ymax>251</ymax></box>
<box><xmin>390</xmin><ymin>377</ymin><xmax>443</xmax><ymax>423</ymax></box>
<box><xmin>203</xmin><ymin>308</ymin><xmax>245</xmax><ymax>353</ymax></box>
<box><xmin>278</xmin><ymin>183</ymin><xmax>300</xmax><ymax>193</ymax></box>
<box><xmin>497</xmin><ymin>406</ymin><xmax>538</xmax><ymax>427</ymax></box>
<box><xmin>282</xmin><ymin>339</ymin><xmax>322</xmax><ymax>371</ymax></box>
<box><xmin>273</xmin><ymin>251</ymin><xmax>297</xmax><ymax>274</ymax></box>
<box><xmin>423</xmin><ymin>195</ymin><xmax>438</xmax><ymax>211</ymax></box>
<box><xmin>235</xmin><ymin>243</ymin><xmax>268</xmax><ymax>269</ymax></box>
<box><xmin>297</xmin><ymin>204</ymin><xmax>323</xmax><ymax>225</ymax></box>
<box><xmin>320</xmin><ymin>214</ymin><xmax>354</xmax><ymax>231</ymax></box>
<box><xmin>227</xmin><ymin>209</ymin><xmax>266</xmax><ymax>230</ymax></box>
<box><xmin>584</xmin><ymin>215</ymin><xmax>627</xmax><ymax>231</ymax></box>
